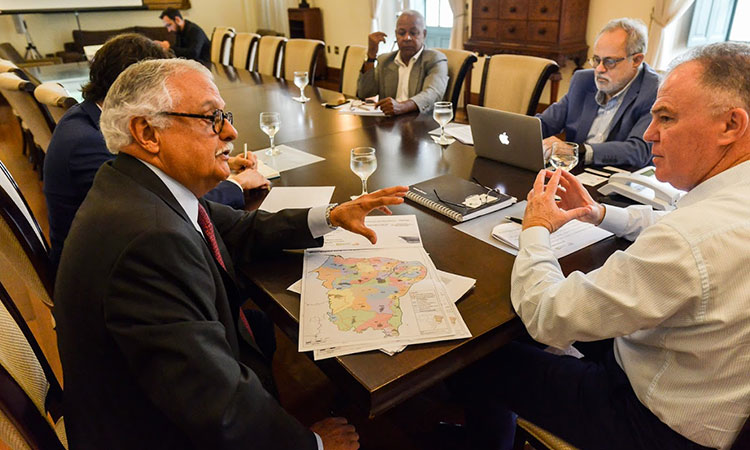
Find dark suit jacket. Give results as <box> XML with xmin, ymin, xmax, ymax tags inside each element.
<box><xmin>53</xmin><ymin>153</ymin><xmax>321</xmax><ymax>449</ymax></box>
<box><xmin>536</xmin><ymin>63</ymin><xmax>660</xmax><ymax>168</ymax></box>
<box><xmin>43</xmin><ymin>100</ymin><xmax>244</xmax><ymax>269</ymax></box>
<box><xmin>174</xmin><ymin>20</ymin><xmax>211</xmax><ymax>66</ymax></box>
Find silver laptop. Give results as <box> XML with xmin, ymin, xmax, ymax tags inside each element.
<box><xmin>467</xmin><ymin>104</ymin><xmax>545</xmax><ymax>171</ymax></box>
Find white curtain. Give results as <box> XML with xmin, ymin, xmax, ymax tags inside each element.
<box><xmin>448</xmin><ymin>0</ymin><xmax>466</xmax><ymax>49</ymax></box>
<box><xmin>400</xmin><ymin>0</ymin><xmax>411</xmax><ymax>10</ymax></box>
<box><xmin>646</xmin><ymin>0</ymin><xmax>695</xmax><ymax>69</ymax></box>
<box><xmin>257</xmin><ymin>0</ymin><xmax>296</xmax><ymax>36</ymax></box>
<box><xmin>370</xmin><ymin>0</ymin><xmax>383</xmax><ymax>32</ymax></box>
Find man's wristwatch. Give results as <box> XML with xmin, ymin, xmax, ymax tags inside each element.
<box><xmin>365</xmin><ymin>56</ymin><xmax>377</xmax><ymax>63</ymax></box>
<box><xmin>325</xmin><ymin>203</ymin><xmax>338</xmax><ymax>228</ymax></box>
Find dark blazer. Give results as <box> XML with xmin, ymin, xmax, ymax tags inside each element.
<box><xmin>536</xmin><ymin>63</ymin><xmax>660</xmax><ymax>168</ymax></box>
<box><xmin>174</xmin><ymin>20</ymin><xmax>211</xmax><ymax>66</ymax></box>
<box><xmin>43</xmin><ymin>100</ymin><xmax>244</xmax><ymax>269</ymax></box>
<box><xmin>54</xmin><ymin>153</ymin><xmax>322</xmax><ymax>449</ymax></box>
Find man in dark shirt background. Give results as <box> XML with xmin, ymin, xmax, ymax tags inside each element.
<box><xmin>157</xmin><ymin>8</ymin><xmax>211</xmax><ymax>66</ymax></box>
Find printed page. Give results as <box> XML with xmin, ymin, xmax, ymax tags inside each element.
<box><xmin>316</xmin><ymin>215</ymin><xmax>423</xmax><ymax>250</ymax></box>
<box><xmin>259</xmin><ymin>186</ymin><xmax>334</xmax><ymax>213</ymax></box>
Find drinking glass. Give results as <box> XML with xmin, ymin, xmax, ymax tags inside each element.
<box><xmin>432</xmin><ymin>101</ymin><xmax>455</xmax><ymax>145</ymax></box>
<box><xmin>549</xmin><ymin>141</ymin><xmax>579</xmax><ymax>171</ymax></box>
<box><xmin>293</xmin><ymin>71</ymin><xmax>310</xmax><ymax>103</ymax></box>
<box><xmin>259</xmin><ymin>112</ymin><xmax>281</xmax><ymax>156</ymax></box>
<box><xmin>350</xmin><ymin>147</ymin><xmax>377</xmax><ymax>199</ymax></box>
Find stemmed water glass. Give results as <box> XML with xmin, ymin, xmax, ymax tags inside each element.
<box><xmin>549</xmin><ymin>141</ymin><xmax>579</xmax><ymax>171</ymax></box>
<box><xmin>259</xmin><ymin>112</ymin><xmax>281</xmax><ymax>156</ymax></box>
<box><xmin>432</xmin><ymin>101</ymin><xmax>455</xmax><ymax>145</ymax></box>
<box><xmin>293</xmin><ymin>71</ymin><xmax>310</xmax><ymax>103</ymax></box>
<box><xmin>350</xmin><ymin>147</ymin><xmax>377</xmax><ymax>199</ymax></box>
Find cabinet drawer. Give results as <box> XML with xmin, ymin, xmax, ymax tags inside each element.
<box><xmin>499</xmin><ymin>20</ymin><xmax>528</xmax><ymax>42</ymax></box>
<box><xmin>529</xmin><ymin>0</ymin><xmax>561</xmax><ymax>20</ymax></box>
<box><xmin>474</xmin><ymin>0</ymin><xmax>498</xmax><ymax>19</ymax></box>
<box><xmin>527</xmin><ymin>21</ymin><xmax>558</xmax><ymax>43</ymax></box>
<box><xmin>473</xmin><ymin>20</ymin><xmax>499</xmax><ymax>40</ymax></box>
<box><xmin>499</xmin><ymin>0</ymin><xmax>528</xmax><ymax>20</ymax></box>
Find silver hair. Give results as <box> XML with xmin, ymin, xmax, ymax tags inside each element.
<box><xmin>100</xmin><ymin>58</ymin><xmax>212</xmax><ymax>154</ymax></box>
<box><xmin>397</xmin><ymin>9</ymin><xmax>425</xmax><ymax>29</ymax></box>
<box><xmin>668</xmin><ymin>42</ymin><xmax>750</xmax><ymax>112</ymax></box>
<box><xmin>598</xmin><ymin>17</ymin><xmax>648</xmax><ymax>56</ymax></box>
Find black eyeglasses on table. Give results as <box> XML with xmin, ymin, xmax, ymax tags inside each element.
<box><xmin>433</xmin><ymin>177</ymin><xmax>501</xmax><ymax>210</ymax></box>
<box><xmin>160</xmin><ymin>109</ymin><xmax>233</xmax><ymax>134</ymax></box>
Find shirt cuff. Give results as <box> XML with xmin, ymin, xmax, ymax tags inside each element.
<box><xmin>518</xmin><ymin>225</ymin><xmax>552</xmax><ymax>249</ymax></box>
<box><xmin>598</xmin><ymin>204</ymin><xmax>629</xmax><ymax>235</ymax></box>
<box><xmin>314</xmin><ymin>432</ymin><xmax>324</xmax><ymax>449</ymax></box>
<box><xmin>308</xmin><ymin>204</ymin><xmax>337</xmax><ymax>238</ymax></box>
<box><xmin>584</xmin><ymin>143</ymin><xmax>594</xmax><ymax>165</ymax></box>
<box><xmin>225</xmin><ymin>177</ymin><xmax>243</xmax><ymax>191</ymax></box>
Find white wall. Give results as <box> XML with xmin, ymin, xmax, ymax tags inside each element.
<box><xmin>314</xmin><ymin>0</ymin><xmax>371</xmax><ymax>69</ymax></box>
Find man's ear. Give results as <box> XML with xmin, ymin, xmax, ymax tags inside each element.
<box><xmin>129</xmin><ymin>117</ymin><xmax>160</xmax><ymax>155</ymax></box>
<box><xmin>718</xmin><ymin>107</ymin><xmax>750</xmax><ymax>146</ymax></box>
<box><xmin>632</xmin><ymin>53</ymin><xmax>644</xmax><ymax>66</ymax></box>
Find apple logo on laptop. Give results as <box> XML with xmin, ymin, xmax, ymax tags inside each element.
<box><xmin>498</xmin><ymin>132</ymin><xmax>510</xmax><ymax>145</ymax></box>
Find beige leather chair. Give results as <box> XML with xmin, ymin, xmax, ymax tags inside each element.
<box><xmin>339</xmin><ymin>45</ymin><xmax>367</xmax><ymax>97</ymax></box>
<box><xmin>0</xmin><ymin>73</ymin><xmax>54</xmax><ymax>171</ymax></box>
<box><xmin>281</xmin><ymin>39</ymin><xmax>324</xmax><ymax>84</ymax></box>
<box><xmin>210</xmin><ymin>26</ymin><xmax>236</xmax><ymax>66</ymax></box>
<box><xmin>0</xmin><ymin>58</ymin><xmax>18</xmax><ymax>73</ymax></box>
<box><xmin>34</xmin><ymin>82</ymin><xmax>78</xmax><ymax>124</ymax></box>
<box><xmin>254</xmin><ymin>35</ymin><xmax>287</xmax><ymax>77</ymax></box>
<box><xmin>434</xmin><ymin>48</ymin><xmax>478</xmax><ymax>111</ymax></box>
<box><xmin>479</xmin><ymin>54</ymin><xmax>559</xmax><ymax>115</ymax></box>
<box><xmin>0</xmin><ymin>279</ymin><xmax>66</xmax><ymax>449</ymax></box>
<box><xmin>233</xmin><ymin>32</ymin><xmax>260</xmax><ymax>71</ymax></box>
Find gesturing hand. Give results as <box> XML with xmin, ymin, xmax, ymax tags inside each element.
<box><xmin>367</xmin><ymin>31</ymin><xmax>387</xmax><ymax>58</ymax></box>
<box><xmin>329</xmin><ymin>186</ymin><xmax>409</xmax><ymax>244</ymax></box>
<box><xmin>552</xmin><ymin>169</ymin><xmax>605</xmax><ymax>225</ymax></box>
<box><xmin>310</xmin><ymin>417</ymin><xmax>360</xmax><ymax>450</ymax></box>
<box><xmin>522</xmin><ymin>169</ymin><xmax>596</xmax><ymax>232</ymax></box>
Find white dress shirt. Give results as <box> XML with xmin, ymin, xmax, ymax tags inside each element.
<box><xmin>511</xmin><ymin>160</ymin><xmax>750</xmax><ymax>449</ymax></box>
<box><xmin>583</xmin><ymin>65</ymin><xmax>642</xmax><ymax>164</ymax></box>
<box><xmin>394</xmin><ymin>46</ymin><xmax>425</xmax><ymax>102</ymax></box>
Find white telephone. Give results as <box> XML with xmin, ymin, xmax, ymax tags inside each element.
<box><xmin>597</xmin><ymin>166</ymin><xmax>685</xmax><ymax>211</ymax></box>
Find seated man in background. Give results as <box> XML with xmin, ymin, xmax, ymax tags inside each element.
<box><xmin>54</xmin><ymin>58</ymin><xmax>407</xmax><ymax>449</ymax></box>
<box><xmin>357</xmin><ymin>10</ymin><xmax>448</xmax><ymax>116</ymax></box>
<box><xmin>156</xmin><ymin>7</ymin><xmax>211</xmax><ymax>67</ymax></box>
<box><xmin>538</xmin><ymin>18</ymin><xmax>659</xmax><ymax>168</ymax></box>
<box><xmin>43</xmin><ymin>33</ymin><xmax>267</xmax><ymax>270</ymax></box>
<box><xmin>463</xmin><ymin>42</ymin><xmax>750</xmax><ymax>450</ymax></box>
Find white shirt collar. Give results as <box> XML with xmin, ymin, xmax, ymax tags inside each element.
<box><xmin>139</xmin><ymin>159</ymin><xmax>202</xmax><ymax>235</ymax></box>
<box><xmin>394</xmin><ymin>45</ymin><xmax>425</xmax><ymax>68</ymax></box>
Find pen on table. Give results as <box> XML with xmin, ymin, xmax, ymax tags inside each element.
<box><xmin>505</xmin><ymin>216</ymin><xmax>523</xmax><ymax>225</ymax></box>
<box><xmin>243</xmin><ymin>143</ymin><xmax>248</xmax><ymax>160</ymax></box>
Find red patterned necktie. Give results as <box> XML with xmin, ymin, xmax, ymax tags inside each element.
<box><xmin>197</xmin><ymin>204</ymin><xmax>254</xmax><ymax>341</ymax></box>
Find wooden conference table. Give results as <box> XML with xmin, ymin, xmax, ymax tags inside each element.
<box><xmin>210</xmin><ymin>65</ymin><xmax>631</xmax><ymax>417</ymax></box>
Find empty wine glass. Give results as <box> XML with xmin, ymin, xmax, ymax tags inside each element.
<box><xmin>293</xmin><ymin>71</ymin><xmax>310</xmax><ymax>103</ymax></box>
<box><xmin>350</xmin><ymin>147</ymin><xmax>377</xmax><ymax>199</ymax></box>
<box><xmin>432</xmin><ymin>101</ymin><xmax>455</xmax><ymax>145</ymax></box>
<box><xmin>549</xmin><ymin>141</ymin><xmax>579</xmax><ymax>171</ymax></box>
<box><xmin>259</xmin><ymin>112</ymin><xmax>281</xmax><ymax>156</ymax></box>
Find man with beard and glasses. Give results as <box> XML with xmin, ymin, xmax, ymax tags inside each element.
<box><xmin>537</xmin><ymin>18</ymin><xmax>659</xmax><ymax>168</ymax></box>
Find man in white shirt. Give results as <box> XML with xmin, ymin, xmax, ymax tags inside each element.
<box><xmin>463</xmin><ymin>42</ymin><xmax>750</xmax><ymax>450</ymax></box>
<box><xmin>357</xmin><ymin>10</ymin><xmax>448</xmax><ymax>116</ymax></box>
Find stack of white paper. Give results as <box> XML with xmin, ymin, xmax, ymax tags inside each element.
<box><xmin>297</xmin><ymin>215</ymin><xmax>474</xmax><ymax>360</ymax></box>
<box><xmin>491</xmin><ymin>219</ymin><xmax>613</xmax><ymax>259</ymax></box>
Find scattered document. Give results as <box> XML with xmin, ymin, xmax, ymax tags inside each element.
<box><xmin>576</xmin><ymin>172</ymin><xmax>608</xmax><ymax>187</ymax></box>
<box><xmin>321</xmin><ymin>214</ymin><xmax>424</xmax><ymax>250</ymax></box>
<box><xmin>259</xmin><ymin>186</ymin><xmax>334</xmax><ymax>213</ymax></box>
<box><xmin>253</xmin><ymin>145</ymin><xmax>325</xmax><ymax>173</ymax></box>
<box><xmin>337</xmin><ymin>102</ymin><xmax>385</xmax><ymax>116</ymax></box>
<box><xmin>256</xmin><ymin>159</ymin><xmax>280</xmax><ymax>179</ymax></box>
<box><xmin>491</xmin><ymin>219</ymin><xmax>613</xmax><ymax>259</ymax></box>
<box><xmin>428</xmin><ymin>123</ymin><xmax>474</xmax><ymax>145</ymax></box>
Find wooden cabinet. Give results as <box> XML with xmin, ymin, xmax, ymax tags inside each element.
<box><xmin>143</xmin><ymin>0</ymin><xmax>191</xmax><ymax>9</ymax></box>
<box><xmin>465</xmin><ymin>0</ymin><xmax>589</xmax><ymax>69</ymax></box>
<box><xmin>288</xmin><ymin>7</ymin><xmax>327</xmax><ymax>79</ymax></box>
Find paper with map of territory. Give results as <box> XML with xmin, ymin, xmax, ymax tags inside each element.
<box><xmin>299</xmin><ymin>215</ymin><xmax>470</xmax><ymax>353</ymax></box>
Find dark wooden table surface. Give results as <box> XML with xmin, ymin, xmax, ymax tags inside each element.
<box><xmin>219</xmin><ymin>65</ymin><xmax>630</xmax><ymax>417</ymax></box>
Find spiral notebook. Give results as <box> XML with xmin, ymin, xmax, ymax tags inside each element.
<box><xmin>406</xmin><ymin>174</ymin><xmax>516</xmax><ymax>222</ymax></box>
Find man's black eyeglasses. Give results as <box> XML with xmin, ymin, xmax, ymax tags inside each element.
<box><xmin>588</xmin><ymin>54</ymin><xmax>639</xmax><ymax>70</ymax></box>
<box><xmin>160</xmin><ymin>109</ymin><xmax>233</xmax><ymax>134</ymax></box>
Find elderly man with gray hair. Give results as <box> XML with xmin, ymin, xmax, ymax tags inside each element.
<box><xmin>54</xmin><ymin>57</ymin><xmax>409</xmax><ymax>450</ymax></box>
<box><xmin>357</xmin><ymin>9</ymin><xmax>448</xmax><ymax>116</ymax></box>
<box><xmin>458</xmin><ymin>41</ymin><xmax>750</xmax><ymax>450</ymax></box>
<box><xmin>538</xmin><ymin>17</ymin><xmax>659</xmax><ymax>168</ymax></box>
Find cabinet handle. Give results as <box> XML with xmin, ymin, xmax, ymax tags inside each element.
<box><xmin>482</xmin><ymin>6</ymin><xmax>489</xmax><ymax>12</ymax></box>
<box><xmin>509</xmin><ymin>6</ymin><xmax>516</xmax><ymax>12</ymax></box>
<box><xmin>538</xmin><ymin>28</ymin><xmax>547</xmax><ymax>35</ymax></box>
<box><xmin>509</xmin><ymin>26</ymin><xmax>516</xmax><ymax>33</ymax></box>
<box><xmin>540</xmin><ymin>6</ymin><xmax>548</xmax><ymax>13</ymax></box>
<box><xmin>481</xmin><ymin>25</ymin><xmax>488</xmax><ymax>32</ymax></box>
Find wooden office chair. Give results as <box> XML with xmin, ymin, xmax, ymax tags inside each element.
<box><xmin>0</xmin><ymin>279</ymin><xmax>66</xmax><ymax>450</ymax></box>
<box><xmin>33</xmin><ymin>82</ymin><xmax>77</xmax><ymax>125</ymax></box>
<box><xmin>0</xmin><ymin>72</ymin><xmax>54</xmax><ymax>173</ymax></box>
<box><xmin>339</xmin><ymin>45</ymin><xmax>366</xmax><ymax>97</ymax></box>
<box><xmin>233</xmin><ymin>32</ymin><xmax>260</xmax><ymax>71</ymax></box>
<box><xmin>210</xmin><ymin>26</ymin><xmax>236</xmax><ymax>66</ymax></box>
<box><xmin>254</xmin><ymin>35</ymin><xmax>287</xmax><ymax>77</ymax></box>
<box><xmin>434</xmin><ymin>48</ymin><xmax>478</xmax><ymax>112</ymax></box>
<box><xmin>479</xmin><ymin>54</ymin><xmax>559</xmax><ymax>115</ymax></box>
<box><xmin>281</xmin><ymin>39</ymin><xmax>324</xmax><ymax>84</ymax></box>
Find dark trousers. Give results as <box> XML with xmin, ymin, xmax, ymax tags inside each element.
<box><xmin>454</xmin><ymin>339</ymin><xmax>714</xmax><ymax>450</ymax></box>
